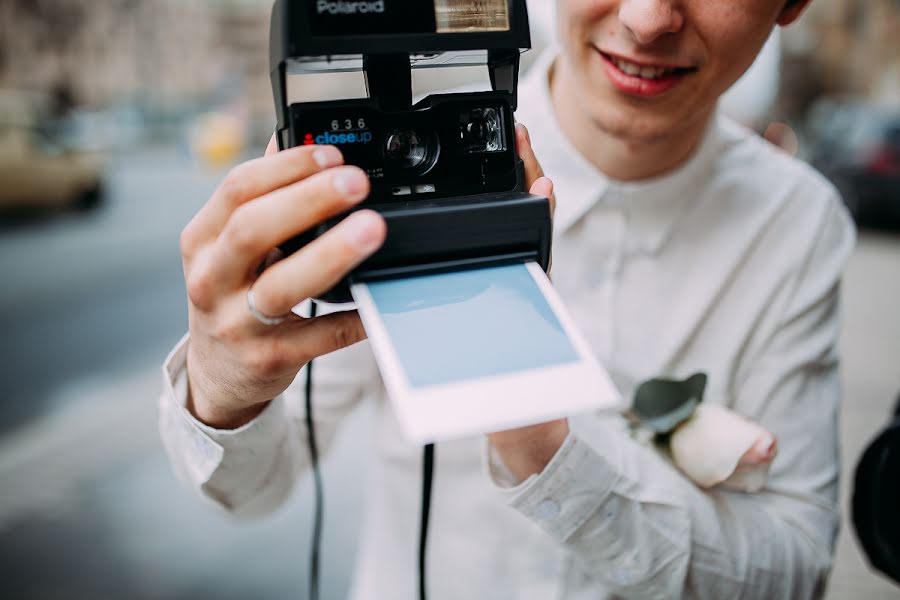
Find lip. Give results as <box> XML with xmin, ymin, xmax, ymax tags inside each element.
<box><xmin>596</xmin><ymin>49</ymin><xmax>694</xmax><ymax>98</ymax></box>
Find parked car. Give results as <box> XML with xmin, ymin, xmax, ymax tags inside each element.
<box><xmin>805</xmin><ymin>98</ymin><xmax>900</xmax><ymax>227</ymax></box>
<box><xmin>0</xmin><ymin>91</ymin><xmax>104</xmax><ymax>214</ymax></box>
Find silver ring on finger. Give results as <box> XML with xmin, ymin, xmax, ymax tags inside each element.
<box><xmin>246</xmin><ymin>288</ymin><xmax>288</xmax><ymax>326</ymax></box>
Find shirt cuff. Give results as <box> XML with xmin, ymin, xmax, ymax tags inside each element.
<box><xmin>158</xmin><ymin>334</ymin><xmax>289</xmax><ymax>492</ymax></box>
<box><xmin>484</xmin><ymin>432</ymin><xmax>620</xmax><ymax>542</ymax></box>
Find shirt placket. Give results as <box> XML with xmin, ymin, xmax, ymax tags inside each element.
<box><xmin>577</xmin><ymin>196</ymin><xmax>626</xmax><ymax>366</ymax></box>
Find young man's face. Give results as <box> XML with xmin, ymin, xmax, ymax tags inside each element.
<box><xmin>554</xmin><ymin>0</ymin><xmax>807</xmax><ymax>142</ymax></box>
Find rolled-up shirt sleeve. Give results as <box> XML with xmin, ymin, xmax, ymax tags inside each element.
<box><xmin>159</xmin><ymin>331</ymin><xmax>377</xmax><ymax>518</ymax></box>
<box><xmin>486</xmin><ymin>196</ymin><xmax>856</xmax><ymax>599</ymax></box>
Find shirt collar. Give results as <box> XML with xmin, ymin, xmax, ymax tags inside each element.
<box><xmin>517</xmin><ymin>49</ymin><xmax>724</xmax><ymax>255</ymax></box>
<box><xmin>517</xmin><ymin>49</ymin><xmax>608</xmax><ymax>233</ymax></box>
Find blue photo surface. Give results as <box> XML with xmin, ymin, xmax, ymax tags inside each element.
<box><xmin>366</xmin><ymin>264</ymin><xmax>580</xmax><ymax>388</ymax></box>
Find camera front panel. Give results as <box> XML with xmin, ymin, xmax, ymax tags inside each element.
<box><xmin>288</xmin><ymin>92</ymin><xmax>520</xmax><ymax>205</ymax></box>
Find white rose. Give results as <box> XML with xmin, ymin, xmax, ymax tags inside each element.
<box><xmin>669</xmin><ymin>403</ymin><xmax>777</xmax><ymax>492</ymax></box>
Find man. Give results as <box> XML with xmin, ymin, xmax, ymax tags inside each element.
<box><xmin>161</xmin><ymin>0</ymin><xmax>855</xmax><ymax>597</ymax></box>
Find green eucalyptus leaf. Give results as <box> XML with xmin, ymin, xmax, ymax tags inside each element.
<box><xmin>632</xmin><ymin>372</ymin><xmax>708</xmax><ymax>434</ymax></box>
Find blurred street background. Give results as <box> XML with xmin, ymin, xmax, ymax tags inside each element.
<box><xmin>1</xmin><ymin>1</ymin><xmax>899</xmax><ymax>598</ymax></box>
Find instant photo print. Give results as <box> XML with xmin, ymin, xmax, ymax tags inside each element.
<box><xmin>352</xmin><ymin>262</ymin><xmax>622</xmax><ymax>444</ymax></box>
<box><xmin>269</xmin><ymin>0</ymin><xmax>552</xmax><ymax>303</ymax></box>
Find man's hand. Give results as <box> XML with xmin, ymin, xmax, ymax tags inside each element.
<box><xmin>182</xmin><ymin>136</ymin><xmax>386</xmax><ymax>429</ymax></box>
<box><xmin>485</xmin><ymin>124</ymin><xmax>568</xmax><ymax>484</ymax></box>
<box><xmin>515</xmin><ymin>123</ymin><xmax>555</xmax><ymax>216</ymax></box>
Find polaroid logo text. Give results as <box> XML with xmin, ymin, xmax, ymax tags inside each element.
<box><xmin>316</xmin><ymin>1</ymin><xmax>385</xmax><ymax>15</ymax></box>
<box><xmin>304</xmin><ymin>131</ymin><xmax>374</xmax><ymax>146</ymax></box>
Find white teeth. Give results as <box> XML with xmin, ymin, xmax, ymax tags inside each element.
<box><xmin>612</xmin><ymin>57</ymin><xmax>673</xmax><ymax>80</ymax></box>
<box><xmin>619</xmin><ymin>60</ymin><xmax>641</xmax><ymax>76</ymax></box>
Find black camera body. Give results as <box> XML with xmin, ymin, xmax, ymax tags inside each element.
<box><xmin>288</xmin><ymin>94</ymin><xmax>518</xmax><ymax>203</ymax></box>
<box><xmin>270</xmin><ymin>0</ymin><xmax>551</xmax><ymax>302</ymax></box>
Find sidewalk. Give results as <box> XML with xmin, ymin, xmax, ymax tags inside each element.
<box><xmin>0</xmin><ymin>361</ymin><xmax>372</xmax><ymax>599</ymax></box>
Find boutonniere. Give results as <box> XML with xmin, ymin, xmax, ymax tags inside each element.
<box><xmin>626</xmin><ymin>373</ymin><xmax>777</xmax><ymax>492</ymax></box>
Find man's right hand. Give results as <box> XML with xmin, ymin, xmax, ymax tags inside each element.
<box><xmin>180</xmin><ymin>138</ymin><xmax>386</xmax><ymax>429</ymax></box>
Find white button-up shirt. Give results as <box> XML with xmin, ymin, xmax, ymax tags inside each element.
<box><xmin>159</xmin><ymin>51</ymin><xmax>856</xmax><ymax>599</ymax></box>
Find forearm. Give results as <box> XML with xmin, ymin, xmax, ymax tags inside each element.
<box><xmin>487</xmin><ymin>418</ymin><xmax>569</xmax><ymax>482</ymax></box>
<box><xmin>159</xmin><ymin>338</ymin><xmax>302</xmax><ymax>516</ymax></box>
<box><xmin>161</xmin><ymin>333</ymin><xmax>376</xmax><ymax>516</ymax></box>
<box><xmin>489</xmin><ymin>426</ymin><xmax>835</xmax><ymax>599</ymax></box>
<box><xmin>562</xmin><ymin>468</ymin><xmax>834</xmax><ymax>599</ymax></box>
<box><xmin>162</xmin><ymin>338</ymin><xmax>309</xmax><ymax>520</ymax></box>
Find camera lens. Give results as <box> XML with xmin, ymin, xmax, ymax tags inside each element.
<box><xmin>384</xmin><ymin>129</ymin><xmax>438</xmax><ymax>172</ymax></box>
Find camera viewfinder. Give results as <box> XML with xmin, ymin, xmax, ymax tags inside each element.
<box><xmin>460</xmin><ymin>107</ymin><xmax>505</xmax><ymax>154</ymax></box>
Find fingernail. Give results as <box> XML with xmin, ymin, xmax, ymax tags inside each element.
<box><xmin>345</xmin><ymin>211</ymin><xmax>384</xmax><ymax>253</ymax></box>
<box><xmin>313</xmin><ymin>146</ymin><xmax>343</xmax><ymax>168</ymax></box>
<box><xmin>333</xmin><ymin>167</ymin><xmax>368</xmax><ymax>199</ymax></box>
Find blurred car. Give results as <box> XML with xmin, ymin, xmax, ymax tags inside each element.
<box><xmin>189</xmin><ymin>111</ymin><xmax>247</xmax><ymax>169</ymax></box>
<box><xmin>805</xmin><ymin>98</ymin><xmax>900</xmax><ymax>227</ymax></box>
<box><xmin>0</xmin><ymin>91</ymin><xmax>104</xmax><ymax>214</ymax></box>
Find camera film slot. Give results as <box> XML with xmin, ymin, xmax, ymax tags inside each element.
<box><xmin>351</xmin><ymin>262</ymin><xmax>623</xmax><ymax>444</ymax></box>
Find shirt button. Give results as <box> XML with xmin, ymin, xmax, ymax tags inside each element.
<box><xmin>534</xmin><ymin>499</ymin><xmax>561</xmax><ymax>521</ymax></box>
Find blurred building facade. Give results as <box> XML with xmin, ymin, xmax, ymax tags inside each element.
<box><xmin>781</xmin><ymin>0</ymin><xmax>900</xmax><ymax>115</ymax></box>
<box><xmin>1</xmin><ymin>0</ymin><xmax>897</xmax><ymax>129</ymax></box>
<box><xmin>0</xmin><ymin>0</ymin><xmax>272</xmax><ymax>128</ymax></box>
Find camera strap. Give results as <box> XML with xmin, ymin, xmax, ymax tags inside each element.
<box><xmin>304</xmin><ymin>301</ymin><xmax>436</xmax><ymax>600</ymax></box>
<box><xmin>419</xmin><ymin>444</ymin><xmax>435</xmax><ymax>600</ymax></box>
<box><xmin>305</xmin><ymin>304</ymin><xmax>324</xmax><ymax>600</ymax></box>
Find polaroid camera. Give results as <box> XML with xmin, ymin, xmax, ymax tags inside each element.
<box><xmin>270</xmin><ymin>0</ymin><xmax>551</xmax><ymax>303</ymax></box>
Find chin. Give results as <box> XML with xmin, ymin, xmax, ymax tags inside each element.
<box><xmin>588</xmin><ymin>101</ymin><xmax>686</xmax><ymax>144</ymax></box>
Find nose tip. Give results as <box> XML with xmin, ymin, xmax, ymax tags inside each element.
<box><xmin>618</xmin><ymin>0</ymin><xmax>684</xmax><ymax>44</ymax></box>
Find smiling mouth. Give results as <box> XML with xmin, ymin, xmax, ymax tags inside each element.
<box><xmin>599</xmin><ymin>51</ymin><xmax>697</xmax><ymax>80</ymax></box>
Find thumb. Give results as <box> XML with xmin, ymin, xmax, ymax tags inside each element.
<box><xmin>530</xmin><ymin>176</ymin><xmax>556</xmax><ymax>217</ymax></box>
<box><xmin>284</xmin><ymin>310</ymin><xmax>369</xmax><ymax>365</ymax></box>
<box><xmin>516</xmin><ymin>123</ymin><xmax>555</xmax><ymax>216</ymax></box>
<box><xmin>515</xmin><ymin>123</ymin><xmax>544</xmax><ymax>185</ymax></box>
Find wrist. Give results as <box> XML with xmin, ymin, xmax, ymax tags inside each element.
<box><xmin>185</xmin><ymin>347</ymin><xmax>269</xmax><ymax>430</ymax></box>
<box><xmin>487</xmin><ymin>419</ymin><xmax>570</xmax><ymax>483</ymax></box>
<box><xmin>187</xmin><ymin>386</ymin><xmax>269</xmax><ymax>430</ymax></box>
